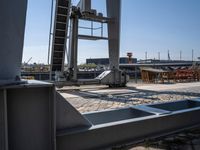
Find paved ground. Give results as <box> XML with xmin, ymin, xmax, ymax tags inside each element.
<box><xmin>58</xmin><ymin>82</ymin><xmax>200</xmax><ymax>150</ymax></box>
<box><xmin>59</xmin><ymin>82</ymin><xmax>200</xmax><ymax>113</ymax></box>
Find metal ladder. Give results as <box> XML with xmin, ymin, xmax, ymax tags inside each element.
<box><xmin>50</xmin><ymin>0</ymin><xmax>71</xmax><ymax>75</ymax></box>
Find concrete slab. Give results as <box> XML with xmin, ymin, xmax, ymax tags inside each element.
<box><xmin>60</xmin><ymin>93</ymin><xmax>80</xmax><ymax>98</ymax></box>
<box><xmin>130</xmin><ymin>82</ymin><xmax>200</xmax><ymax>92</ymax></box>
<box><xmin>88</xmin><ymin>89</ymin><xmax>137</xmax><ymax>95</ymax></box>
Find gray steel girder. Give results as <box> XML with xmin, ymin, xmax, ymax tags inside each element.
<box><xmin>0</xmin><ymin>81</ymin><xmax>56</xmax><ymax>150</ymax></box>
<box><xmin>2</xmin><ymin>82</ymin><xmax>200</xmax><ymax>150</ymax></box>
<box><xmin>56</xmin><ymin>100</ymin><xmax>200</xmax><ymax>150</ymax></box>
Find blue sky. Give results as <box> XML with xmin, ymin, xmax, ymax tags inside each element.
<box><xmin>23</xmin><ymin>0</ymin><xmax>200</xmax><ymax>64</ymax></box>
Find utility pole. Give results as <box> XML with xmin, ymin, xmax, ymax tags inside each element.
<box><xmin>192</xmin><ymin>49</ymin><xmax>194</xmax><ymax>62</ymax></box>
<box><xmin>145</xmin><ymin>51</ymin><xmax>148</xmax><ymax>61</ymax></box>
<box><xmin>180</xmin><ymin>50</ymin><xmax>182</xmax><ymax>61</ymax></box>
<box><xmin>158</xmin><ymin>52</ymin><xmax>160</xmax><ymax>61</ymax></box>
<box><xmin>168</xmin><ymin>50</ymin><xmax>171</xmax><ymax>61</ymax></box>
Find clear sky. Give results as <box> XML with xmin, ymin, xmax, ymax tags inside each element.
<box><xmin>23</xmin><ymin>0</ymin><xmax>200</xmax><ymax>64</ymax></box>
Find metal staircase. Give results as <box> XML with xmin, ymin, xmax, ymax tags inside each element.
<box><xmin>50</xmin><ymin>0</ymin><xmax>71</xmax><ymax>74</ymax></box>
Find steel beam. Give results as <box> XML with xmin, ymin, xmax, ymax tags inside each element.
<box><xmin>56</xmin><ymin>91</ymin><xmax>91</xmax><ymax>130</ymax></box>
<box><xmin>78</xmin><ymin>0</ymin><xmax>91</xmax><ymax>13</ymax></box>
<box><xmin>57</xmin><ymin>100</ymin><xmax>200</xmax><ymax>150</ymax></box>
<box><xmin>0</xmin><ymin>0</ymin><xmax>27</xmax><ymax>84</ymax></box>
<box><xmin>0</xmin><ymin>90</ymin><xmax>8</xmax><ymax>150</ymax></box>
<box><xmin>68</xmin><ymin>14</ymin><xmax>79</xmax><ymax>81</ymax></box>
<box><xmin>0</xmin><ymin>81</ymin><xmax>56</xmax><ymax>150</ymax></box>
<box><xmin>106</xmin><ymin>0</ymin><xmax>121</xmax><ymax>70</ymax></box>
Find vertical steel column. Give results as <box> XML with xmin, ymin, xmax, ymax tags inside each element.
<box><xmin>0</xmin><ymin>90</ymin><xmax>8</xmax><ymax>150</ymax></box>
<box><xmin>0</xmin><ymin>0</ymin><xmax>27</xmax><ymax>83</ymax></box>
<box><xmin>68</xmin><ymin>15</ymin><xmax>79</xmax><ymax>81</ymax></box>
<box><xmin>78</xmin><ymin>0</ymin><xmax>91</xmax><ymax>12</ymax></box>
<box><xmin>106</xmin><ymin>0</ymin><xmax>121</xmax><ymax>70</ymax></box>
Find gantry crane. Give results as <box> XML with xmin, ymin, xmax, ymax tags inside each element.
<box><xmin>50</xmin><ymin>0</ymin><xmax>129</xmax><ymax>87</ymax></box>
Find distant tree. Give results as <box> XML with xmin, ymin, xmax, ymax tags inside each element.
<box><xmin>78</xmin><ymin>63</ymin><xmax>97</xmax><ymax>70</ymax></box>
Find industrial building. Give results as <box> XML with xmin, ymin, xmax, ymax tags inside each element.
<box><xmin>86</xmin><ymin>57</ymin><xmax>137</xmax><ymax>65</ymax></box>
<box><xmin>138</xmin><ymin>59</ymin><xmax>197</xmax><ymax>64</ymax></box>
